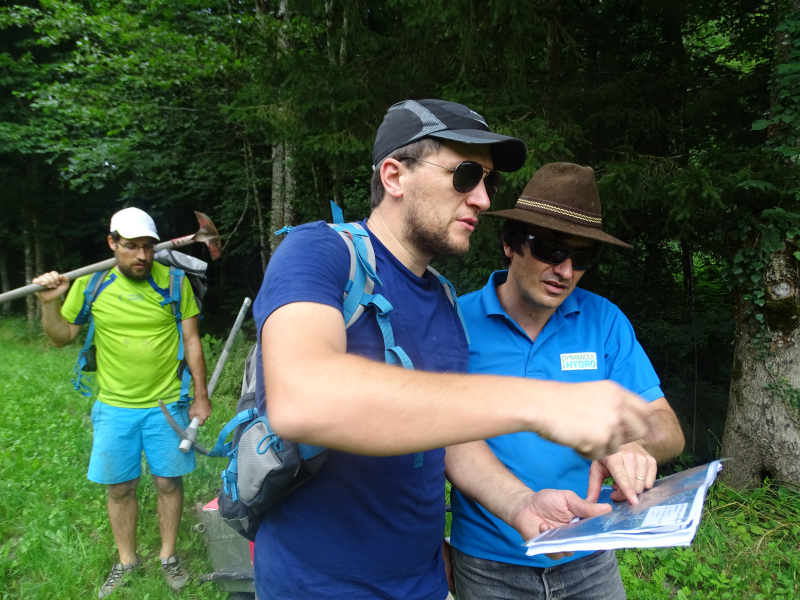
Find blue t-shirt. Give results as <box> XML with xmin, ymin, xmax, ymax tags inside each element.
<box><xmin>450</xmin><ymin>270</ymin><xmax>663</xmax><ymax>568</ymax></box>
<box><xmin>252</xmin><ymin>221</ymin><xmax>469</xmax><ymax>600</ymax></box>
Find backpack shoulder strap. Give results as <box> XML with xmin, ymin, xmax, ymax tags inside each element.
<box><xmin>147</xmin><ymin>267</ymin><xmax>193</xmax><ymax>402</ymax></box>
<box><xmin>425</xmin><ymin>266</ymin><xmax>470</xmax><ymax>345</ymax></box>
<box><xmin>74</xmin><ymin>269</ymin><xmax>115</xmax><ymax>326</ymax></box>
<box><xmin>327</xmin><ymin>202</ymin><xmax>413</xmax><ymax>369</ymax></box>
<box><xmin>330</xmin><ymin>199</ymin><xmax>345</xmax><ymax>225</ymax></box>
<box><xmin>71</xmin><ymin>269</ymin><xmax>115</xmax><ymax>397</ymax></box>
<box><xmin>326</xmin><ymin>199</ymin><xmax>381</xmax><ymax>327</ymax></box>
<box><xmin>328</xmin><ymin>221</ymin><xmax>380</xmax><ymax>328</ymax></box>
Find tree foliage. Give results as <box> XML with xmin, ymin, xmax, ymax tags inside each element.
<box><xmin>2</xmin><ymin>0</ymin><xmax>798</xmax><ymax>465</ymax></box>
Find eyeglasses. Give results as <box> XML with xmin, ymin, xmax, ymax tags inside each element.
<box><xmin>400</xmin><ymin>157</ymin><xmax>502</xmax><ymax>200</ymax></box>
<box><xmin>526</xmin><ymin>235</ymin><xmax>599</xmax><ymax>270</ymax></box>
<box><xmin>118</xmin><ymin>242</ymin><xmax>156</xmax><ymax>253</ymax></box>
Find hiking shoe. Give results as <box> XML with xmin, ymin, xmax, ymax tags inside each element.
<box><xmin>98</xmin><ymin>554</ymin><xmax>141</xmax><ymax>598</ymax></box>
<box><xmin>161</xmin><ymin>555</ymin><xmax>190</xmax><ymax>592</ymax></box>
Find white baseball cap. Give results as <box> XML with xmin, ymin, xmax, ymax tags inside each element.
<box><xmin>109</xmin><ymin>207</ymin><xmax>160</xmax><ymax>241</ymax></box>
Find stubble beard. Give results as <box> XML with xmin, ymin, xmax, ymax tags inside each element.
<box><xmin>404</xmin><ymin>197</ymin><xmax>470</xmax><ymax>259</ymax></box>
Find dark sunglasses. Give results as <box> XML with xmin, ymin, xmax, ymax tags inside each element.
<box><xmin>401</xmin><ymin>157</ymin><xmax>502</xmax><ymax>199</ymax></box>
<box><xmin>526</xmin><ymin>235</ymin><xmax>599</xmax><ymax>270</ymax></box>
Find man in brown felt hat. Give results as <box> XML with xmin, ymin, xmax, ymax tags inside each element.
<box><xmin>447</xmin><ymin>163</ymin><xmax>686</xmax><ymax>600</ymax></box>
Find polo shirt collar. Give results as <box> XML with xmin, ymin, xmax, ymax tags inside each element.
<box><xmin>480</xmin><ymin>271</ymin><xmax>509</xmax><ymax>317</ymax></box>
<box><xmin>481</xmin><ymin>270</ymin><xmax>582</xmax><ymax>323</ymax></box>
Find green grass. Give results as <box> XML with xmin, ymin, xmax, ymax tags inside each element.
<box><xmin>0</xmin><ymin>318</ymin><xmax>248</xmax><ymax>599</ymax></box>
<box><xmin>619</xmin><ymin>482</ymin><xmax>800</xmax><ymax>599</ymax></box>
<box><xmin>1</xmin><ymin>318</ymin><xmax>799</xmax><ymax>599</ymax></box>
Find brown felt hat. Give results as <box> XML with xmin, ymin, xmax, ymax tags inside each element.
<box><xmin>483</xmin><ymin>162</ymin><xmax>632</xmax><ymax>249</ymax></box>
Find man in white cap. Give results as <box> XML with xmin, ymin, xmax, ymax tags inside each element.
<box><xmin>33</xmin><ymin>207</ymin><xmax>211</xmax><ymax>597</ymax></box>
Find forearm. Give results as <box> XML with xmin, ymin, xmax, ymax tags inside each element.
<box><xmin>41</xmin><ymin>301</ymin><xmax>75</xmax><ymax>347</ymax></box>
<box><xmin>637</xmin><ymin>403</ymin><xmax>684</xmax><ymax>463</ymax></box>
<box><xmin>445</xmin><ymin>441</ymin><xmax>531</xmax><ymax>525</ymax></box>
<box><xmin>264</xmin><ymin>302</ymin><xmax>653</xmax><ymax>458</ymax></box>
<box><xmin>182</xmin><ymin>319</ymin><xmax>208</xmax><ymax>400</ymax></box>
<box><xmin>267</xmin><ymin>346</ymin><xmax>567</xmax><ymax>454</ymax></box>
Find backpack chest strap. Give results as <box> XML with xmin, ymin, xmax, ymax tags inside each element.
<box><xmin>361</xmin><ymin>293</ymin><xmax>414</xmax><ymax>370</ymax></box>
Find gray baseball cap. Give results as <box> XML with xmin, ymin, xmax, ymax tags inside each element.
<box><xmin>372</xmin><ymin>99</ymin><xmax>527</xmax><ymax>172</ymax></box>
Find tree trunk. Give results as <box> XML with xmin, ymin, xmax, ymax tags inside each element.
<box><xmin>545</xmin><ymin>0</ymin><xmax>563</xmax><ymax>82</ymax></box>
<box><xmin>270</xmin><ymin>142</ymin><xmax>286</xmax><ymax>254</ymax></box>
<box><xmin>0</xmin><ymin>249</ymin><xmax>10</xmax><ymax>314</ymax></box>
<box><xmin>339</xmin><ymin>3</ymin><xmax>348</xmax><ymax>65</ymax></box>
<box><xmin>23</xmin><ymin>217</ymin><xmax>35</xmax><ymax>328</ymax></box>
<box><xmin>284</xmin><ymin>144</ymin><xmax>297</xmax><ymax>230</ymax></box>
<box><xmin>721</xmin><ymin>249</ymin><xmax>800</xmax><ymax>488</ymax></box>
<box><xmin>325</xmin><ymin>0</ymin><xmax>336</xmax><ymax>64</ymax></box>
<box><xmin>244</xmin><ymin>136</ymin><xmax>269</xmax><ymax>274</ymax></box>
<box><xmin>33</xmin><ymin>213</ymin><xmax>43</xmax><ymax>320</ymax></box>
<box><xmin>270</xmin><ymin>143</ymin><xmax>296</xmax><ymax>254</ymax></box>
<box><xmin>267</xmin><ymin>0</ymin><xmax>296</xmax><ymax>256</ymax></box>
<box><xmin>681</xmin><ymin>240</ymin><xmax>698</xmax><ymax>453</ymax></box>
<box><xmin>721</xmin><ymin>0</ymin><xmax>800</xmax><ymax>490</ymax></box>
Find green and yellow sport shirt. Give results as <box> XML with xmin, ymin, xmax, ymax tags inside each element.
<box><xmin>62</xmin><ymin>262</ymin><xmax>199</xmax><ymax>409</ymax></box>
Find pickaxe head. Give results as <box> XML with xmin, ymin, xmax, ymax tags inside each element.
<box><xmin>193</xmin><ymin>211</ymin><xmax>222</xmax><ymax>260</ymax></box>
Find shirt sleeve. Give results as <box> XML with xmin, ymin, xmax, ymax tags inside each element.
<box><xmin>61</xmin><ymin>275</ymin><xmax>91</xmax><ymax>324</ymax></box>
<box><xmin>603</xmin><ymin>303</ymin><xmax>664</xmax><ymax>403</ymax></box>
<box><xmin>180</xmin><ymin>272</ymin><xmax>200</xmax><ymax>320</ymax></box>
<box><xmin>253</xmin><ymin>221</ymin><xmax>352</xmax><ymax>336</ymax></box>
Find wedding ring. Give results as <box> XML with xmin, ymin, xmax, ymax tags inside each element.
<box><xmin>635</xmin><ymin>476</ymin><xmax>646</xmax><ymax>481</ymax></box>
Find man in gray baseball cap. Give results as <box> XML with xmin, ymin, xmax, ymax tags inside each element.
<box><xmin>371</xmin><ymin>99</ymin><xmax>527</xmax><ymax>172</ymax></box>
<box><xmin>251</xmin><ymin>102</ymin><xmax>658</xmax><ymax>600</ymax></box>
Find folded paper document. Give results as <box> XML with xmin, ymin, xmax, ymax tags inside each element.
<box><xmin>525</xmin><ymin>460</ymin><xmax>724</xmax><ymax>556</ymax></box>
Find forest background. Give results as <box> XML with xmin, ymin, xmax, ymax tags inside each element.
<box><xmin>2</xmin><ymin>0</ymin><xmax>800</xmax><ymax>488</ymax></box>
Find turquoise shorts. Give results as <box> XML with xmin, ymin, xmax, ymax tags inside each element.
<box><xmin>88</xmin><ymin>400</ymin><xmax>196</xmax><ymax>484</ymax></box>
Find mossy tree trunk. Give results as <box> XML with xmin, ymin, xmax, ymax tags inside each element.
<box><xmin>721</xmin><ymin>249</ymin><xmax>800</xmax><ymax>488</ymax></box>
<box><xmin>270</xmin><ymin>142</ymin><xmax>296</xmax><ymax>255</ymax></box>
<box><xmin>268</xmin><ymin>0</ymin><xmax>296</xmax><ymax>256</ymax></box>
<box><xmin>721</xmin><ymin>0</ymin><xmax>800</xmax><ymax>490</ymax></box>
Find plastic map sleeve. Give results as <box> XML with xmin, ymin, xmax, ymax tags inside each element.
<box><xmin>524</xmin><ymin>460</ymin><xmax>725</xmax><ymax>556</ymax></box>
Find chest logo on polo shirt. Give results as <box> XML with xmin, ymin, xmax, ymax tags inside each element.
<box><xmin>561</xmin><ymin>352</ymin><xmax>597</xmax><ymax>370</ymax></box>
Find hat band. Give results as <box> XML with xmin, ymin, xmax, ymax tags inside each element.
<box><xmin>516</xmin><ymin>197</ymin><xmax>603</xmax><ymax>229</ymax></box>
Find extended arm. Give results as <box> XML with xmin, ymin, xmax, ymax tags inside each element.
<box><xmin>32</xmin><ymin>271</ymin><xmax>81</xmax><ymax>347</ymax></box>
<box><xmin>445</xmin><ymin>441</ymin><xmax>611</xmax><ymax>542</ymax></box>
<box><xmin>586</xmin><ymin>397</ymin><xmax>685</xmax><ymax>504</ymax></box>
<box><xmin>636</xmin><ymin>397</ymin><xmax>684</xmax><ymax>462</ymax></box>
<box><xmin>262</xmin><ymin>302</ymin><xmax>658</xmax><ymax>459</ymax></box>
<box><xmin>182</xmin><ymin>316</ymin><xmax>211</xmax><ymax>425</ymax></box>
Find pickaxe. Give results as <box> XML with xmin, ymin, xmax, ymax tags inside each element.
<box><xmin>159</xmin><ymin>400</ymin><xmax>213</xmax><ymax>456</ymax></box>
<box><xmin>0</xmin><ymin>211</ymin><xmax>221</xmax><ymax>304</ymax></box>
<box><xmin>158</xmin><ymin>296</ymin><xmax>253</xmax><ymax>456</ymax></box>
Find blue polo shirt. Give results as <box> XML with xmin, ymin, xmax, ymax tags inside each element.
<box><xmin>450</xmin><ymin>270</ymin><xmax>663</xmax><ymax>568</ymax></box>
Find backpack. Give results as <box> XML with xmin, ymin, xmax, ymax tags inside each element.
<box><xmin>214</xmin><ymin>201</ymin><xmax>470</xmax><ymax>540</ymax></box>
<box><xmin>71</xmin><ymin>249</ymin><xmax>208</xmax><ymax>401</ymax></box>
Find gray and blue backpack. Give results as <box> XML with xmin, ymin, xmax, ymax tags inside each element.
<box><xmin>214</xmin><ymin>202</ymin><xmax>469</xmax><ymax>540</ymax></box>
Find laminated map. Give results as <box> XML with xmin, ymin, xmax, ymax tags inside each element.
<box><xmin>525</xmin><ymin>460</ymin><xmax>724</xmax><ymax>556</ymax></box>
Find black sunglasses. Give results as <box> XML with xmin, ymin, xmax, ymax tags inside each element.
<box><xmin>401</xmin><ymin>157</ymin><xmax>502</xmax><ymax>200</ymax></box>
<box><xmin>526</xmin><ymin>235</ymin><xmax>599</xmax><ymax>270</ymax></box>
